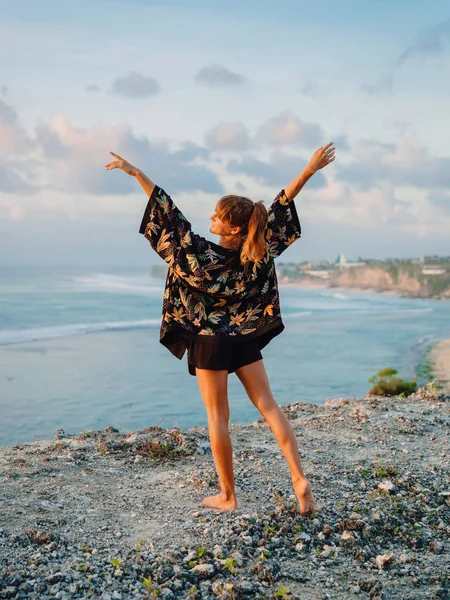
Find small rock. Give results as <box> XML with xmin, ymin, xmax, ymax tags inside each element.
<box><xmin>341</xmin><ymin>530</ymin><xmax>354</xmax><ymax>542</ymax></box>
<box><xmin>190</xmin><ymin>563</ymin><xmax>215</xmax><ymax>577</ymax></box>
<box><xmin>375</xmin><ymin>553</ymin><xmax>393</xmax><ymax>570</ymax></box>
<box><xmin>378</xmin><ymin>480</ymin><xmax>395</xmax><ymax>493</ymax></box>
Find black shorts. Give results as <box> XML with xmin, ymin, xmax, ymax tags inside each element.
<box><xmin>187</xmin><ymin>339</ymin><xmax>263</xmax><ymax>376</ymax></box>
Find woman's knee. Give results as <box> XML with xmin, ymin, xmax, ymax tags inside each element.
<box><xmin>207</xmin><ymin>411</ymin><xmax>230</xmax><ymax>431</ymax></box>
<box><xmin>254</xmin><ymin>394</ymin><xmax>279</xmax><ymax>417</ymax></box>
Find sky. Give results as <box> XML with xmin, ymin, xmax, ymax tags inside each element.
<box><xmin>0</xmin><ymin>0</ymin><xmax>449</xmax><ymax>266</ymax></box>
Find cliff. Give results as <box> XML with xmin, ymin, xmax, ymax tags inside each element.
<box><xmin>286</xmin><ymin>265</ymin><xmax>450</xmax><ymax>300</ymax></box>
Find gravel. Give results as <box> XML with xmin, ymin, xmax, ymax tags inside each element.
<box><xmin>1</xmin><ymin>388</ymin><xmax>449</xmax><ymax>599</ymax></box>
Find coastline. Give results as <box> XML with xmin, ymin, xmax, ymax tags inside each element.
<box><xmin>429</xmin><ymin>339</ymin><xmax>450</xmax><ymax>390</ymax></box>
<box><xmin>278</xmin><ymin>279</ymin><xmax>449</xmax><ymax>300</ymax></box>
<box><xmin>1</xmin><ymin>389</ymin><xmax>449</xmax><ymax>599</ymax></box>
<box><xmin>279</xmin><ymin>281</ymin><xmax>399</xmax><ymax>297</ymax></box>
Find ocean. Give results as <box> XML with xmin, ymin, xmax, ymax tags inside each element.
<box><xmin>1</xmin><ymin>265</ymin><xmax>449</xmax><ymax>447</ymax></box>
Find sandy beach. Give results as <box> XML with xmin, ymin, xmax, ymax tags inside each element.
<box><xmin>430</xmin><ymin>339</ymin><xmax>450</xmax><ymax>390</ymax></box>
<box><xmin>1</xmin><ymin>387</ymin><xmax>449</xmax><ymax>599</ymax></box>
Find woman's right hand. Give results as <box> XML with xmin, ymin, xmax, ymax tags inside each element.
<box><xmin>105</xmin><ymin>152</ymin><xmax>138</xmax><ymax>176</ymax></box>
<box><xmin>307</xmin><ymin>142</ymin><xmax>336</xmax><ymax>173</ymax></box>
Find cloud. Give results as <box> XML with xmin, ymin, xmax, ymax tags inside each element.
<box><xmin>32</xmin><ymin>116</ymin><xmax>223</xmax><ymax>195</ymax></box>
<box><xmin>336</xmin><ymin>136</ymin><xmax>450</xmax><ymax>190</ymax></box>
<box><xmin>205</xmin><ymin>122</ymin><xmax>251</xmax><ymax>151</ymax></box>
<box><xmin>0</xmin><ymin>98</ymin><xmax>224</xmax><ymax>197</ymax></box>
<box><xmin>85</xmin><ymin>84</ymin><xmax>101</xmax><ymax>93</ymax></box>
<box><xmin>227</xmin><ymin>151</ymin><xmax>327</xmax><ymax>189</ymax></box>
<box><xmin>0</xmin><ymin>99</ymin><xmax>32</xmax><ymax>156</ymax></box>
<box><xmin>195</xmin><ymin>64</ymin><xmax>247</xmax><ymax>87</ymax></box>
<box><xmin>305</xmin><ymin>179</ymin><xmax>419</xmax><ymax>228</ymax></box>
<box><xmin>361</xmin><ymin>75</ymin><xmax>393</xmax><ymax>96</ymax></box>
<box><xmin>398</xmin><ymin>18</ymin><xmax>450</xmax><ymax>64</ymax></box>
<box><xmin>298</xmin><ymin>81</ymin><xmax>319</xmax><ymax>98</ymax></box>
<box><xmin>254</xmin><ymin>110</ymin><xmax>324</xmax><ymax>148</ymax></box>
<box><xmin>111</xmin><ymin>72</ymin><xmax>161</xmax><ymax>98</ymax></box>
<box><xmin>0</xmin><ymin>164</ymin><xmax>37</xmax><ymax>194</ymax></box>
<box><xmin>333</xmin><ymin>134</ymin><xmax>351</xmax><ymax>152</ymax></box>
<box><xmin>427</xmin><ymin>192</ymin><xmax>450</xmax><ymax>214</ymax></box>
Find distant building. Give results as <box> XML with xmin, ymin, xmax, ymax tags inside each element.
<box><xmin>422</xmin><ymin>266</ymin><xmax>446</xmax><ymax>275</ymax></box>
<box><xmin>303</xmin><ymin>270</ymin><xmax>330</xmax><ymax>279</ymax></box>
<box><xmin>335</xmin><ymin>252</ymin><xmax>366</xmax><ymax>268</ymax></box>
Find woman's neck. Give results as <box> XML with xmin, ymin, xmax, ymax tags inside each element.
<box><xmin>218</xmin><ymin>235</ymin><xmax>240</xmax><ymax>250</ymax></box>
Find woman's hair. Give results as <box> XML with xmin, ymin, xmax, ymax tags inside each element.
<box><xmin>215</xmin><ymin>194</ymin><xmax>269</xmax><ymax>269</ymax></box>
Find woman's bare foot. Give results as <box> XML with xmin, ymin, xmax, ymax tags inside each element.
<box><xmin>292</xmin><ymin>476</ymin><xmax>317</xmax><ymax>515</ymax></box>
<box><xmin>202</xmin><ymin>493</ymin><xmax>238</xmax><ymax>510</ymax></box>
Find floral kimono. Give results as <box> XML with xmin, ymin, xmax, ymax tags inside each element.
<box><xmin>139</xmin><ymin>185</ymin><xmax>301</xmax><ymax>360</ymax></box>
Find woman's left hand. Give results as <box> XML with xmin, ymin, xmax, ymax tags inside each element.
<box><xmin>307</xmin><ymin>142</ymin><xmax>336</xmax><ymax>173</ymax></box>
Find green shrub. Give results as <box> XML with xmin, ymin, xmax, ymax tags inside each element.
<box><xmin>368</xmin><ymin>368</ymin><xmax>417</xmax><ymax>397</ymax></box>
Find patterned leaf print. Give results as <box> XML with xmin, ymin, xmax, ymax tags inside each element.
<box><xmin>172</xmin><ymin>264</ymin><xmax>187</xmax><ymax>279</ymax></box>
<box><xmin>264</xmin><ymin>304</ymin><xmax>273</xmax><ymax>316</ymax></box>
<box><xmin>156</xmin><ymin>229</ymin><xmax>172</xmax><ymax>255</ymax></box>
<box><xmin>268</xmin><ymin>240</ymin><xmax>279</xmax><ymax>259</ymax></box>
<box><xmin>208</xmin><ymin>283</ymin><xmax>221</xmax><ymax>294</ymax></box>
<box><xmin>244</xmin><ymin>306</ymin><xmax>262</xmax><ymax>321</ymax></box>
<box><xmin>224</xmin><ymin>286</ymin><xmax>235</xmax><ymax>296</ymax></box>
<box><xmin>205</xmin><ymin>247</ymin><xmax>220</xmax><ymax>262</ymax></box>
<box><xmin>186</xmin><ymin>275</ymin><xmax>199</xmax><ymax>287</ymax></box>
<box><xmin>156</xmin><ymin>194</ymin><xmax>170</xmax><ymax>210</ymax></box>
<box><xmin>179</xmin><ymin>288</ymin><xmax>196</xmax><ymax>320</ymax></box>
<box><xmin>194</xmin><ymin>302</ymin><xmax>207</xmax><ymax>320</ymax></box>
<box><xmin>279</xmin><ymin>192</ymin><xmax>289</xmax><ymax>206</ymax></box>
<box><xmin>199</xmin><ymin>327</ymin><xmax>215</xmax><ymax>335</ymax></box>
<box><xmin>172</xmin><ymin>307</ymin><xmax>186</xmax><ymax>323</ymax></box>
<box><xmin>241</xmin><ymin>327</ymin><xmax>257</xmax><ymax>335</ymax></box>
<box><xmin>286</xmin><ymin>233</ymin><xmax>298</xmax><ymax>246</ymax></box>
<box><xmin>235</xmin><ymin>280</ymin><xmax>245</xmax><ymax>294</ymax></box>
<box><xmin>213</xmin><ymin>298</ymin><xmax>227</xmax><ymax>308</ymax></box>
<box><xmin>207</xmin><ymin>310</ymin><xmax>225</xmax><ymax>324</ymax></box>
<box><xmin>230</xmin><ymin>312</ymin><xmax>246</xmax><ymax>326</ymax></box>
<box><xmin>187</xmin><ymin>254</ymin><xmax>200</xmax><ymax>271</ymax></box>
<box><xmin>181</xmin><ymin>230</ymin><xmax>192</xmax><ymax>248</ymax></box>
<box><xmin>229</xmin><ymin>302</ymin><xmax>242</xmax><ymax>315</ymax></box>
<box><xmin>262</xmin><ymin>280</ymin><xmax>270</xmax><ymax>295</ymax></box>
<box><xmin>217</xmin><ymin>271</ymin><xmax>229</xmax><ymax>284</ymax></box>
<box><xmin>145</xmin><ymin>219</ymin><xmax>160</xmax><ymax>235</ymax></box>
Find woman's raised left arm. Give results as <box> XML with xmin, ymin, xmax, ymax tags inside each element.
<box><xmin>105</xmin><ymin>152</ymin><xmax>155</xmax><ymax>196</ymax></box>
<box><xmin>284</xmin><ymin>142</ymin><xmax>335</xmax><ymax>201</ymax></box>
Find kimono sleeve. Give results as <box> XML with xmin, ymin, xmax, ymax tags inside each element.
<box><xmin>266</xmin><ymin>189</ymin><xmax>302</xmax><ymax>259</ymax></box>
<box><xmin>138</xmin><ymin>185</ymin><xmax>199</xmax><ymax>267</ymax></box>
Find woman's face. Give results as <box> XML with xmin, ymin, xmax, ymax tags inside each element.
<box><xmin>210</xmin><ymin>207</ymin><xmax>240</xmax><ymax>237</ymax></box>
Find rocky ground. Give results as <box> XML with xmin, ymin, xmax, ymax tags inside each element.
<box><xmin>1</xmin><ymin>388</ymin><xmax>449</xmax><ymax>600</ymax></box>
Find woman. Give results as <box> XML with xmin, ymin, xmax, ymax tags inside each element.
<box><xmin>105</xmin><ymin>142</ymin><xmax>335</xmax><ymax>514</ymax></box>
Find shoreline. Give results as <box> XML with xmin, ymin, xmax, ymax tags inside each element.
<box><xmin>1</xmin><ymin>389</ymin><xmax>449</xmax><ymax>599</ymax></box>
<box><xmin>429</xmin><ymin>338</ymin><xmax>450</xmax><ymax>390</ymax></box>
<box><xmin>279</xmin><ymin>279</ymin><xmax>449</xmax><ymax>300</ymax></box>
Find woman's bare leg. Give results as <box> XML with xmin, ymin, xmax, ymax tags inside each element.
<box><xmin>194</xmin><ymin>367</ymin><xmax>238</xmax><ymax>510</ymax></box>
<box><xmin>235</xmin><ymin>359</ymin><xmax>316</xmax><ymax>515</ymax></box>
